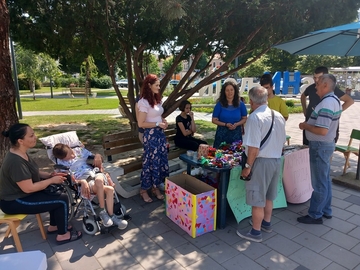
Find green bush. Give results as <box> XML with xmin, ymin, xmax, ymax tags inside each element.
<box><xmin>91</xmin><ymin>76</ymin><xmax>112</xmax><ymax>89</ymax></box>
<box><xmin>285</xmin><ymin>100</ymin><xmax>295</xmax><ymax>107</ymax></box>
<box><xmin>17</xmin><ymin>78</ymin><xmax>41</xmax><ymax>90</ymax></box>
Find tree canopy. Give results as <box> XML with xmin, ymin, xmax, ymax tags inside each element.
<box><xmin>6</xmin><ymin>0</ymin><xmax>360</xmax><ymax>125</ymax></box>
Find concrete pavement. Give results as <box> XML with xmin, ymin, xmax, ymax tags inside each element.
<box><xmin>1</xmin><ymin>101</ymin><xmax>360</xmax><ymax>269</ymax></box>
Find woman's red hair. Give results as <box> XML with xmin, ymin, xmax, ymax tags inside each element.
<box><xmin>140</xmin><ymin>74</ymin><xmax>161</xmax><ymax>107</ymax></box>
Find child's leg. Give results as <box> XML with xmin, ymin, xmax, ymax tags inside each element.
<box><xmin>91</xmin><ymin>176</ymin><xmax>105</xmax><ymax>208</ymax></box>
<box><xmin>104</xmin><ymin>186</ymin><xmax>115</xmax><ymax>215</ymax></box>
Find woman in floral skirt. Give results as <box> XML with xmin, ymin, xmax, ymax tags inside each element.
<box><xmin>137</xmin><ymin>74</ymin><xmax>169</xmax><ymax>203</ymax></box>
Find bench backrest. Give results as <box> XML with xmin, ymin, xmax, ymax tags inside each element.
<box><xmin>102</xmin><ymin>125</ymin><xmax>178</xmax><ymax>161</ymax></box>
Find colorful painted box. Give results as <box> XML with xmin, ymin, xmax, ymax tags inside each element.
<box><xmin>165</xmin><ymin>174</ymin><xmax>217</xmax><ymax>238</ymax></box>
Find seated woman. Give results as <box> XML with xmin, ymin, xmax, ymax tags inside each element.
<box><xmin>0</xmin><ymin>123</ymin><xmax>82</xmax><ymax>245</ymax></box>
<box><xmin>174</xmin><ymin>100</ymin><xmax>208</xmax><ymax>151</ymax></box>
<box><xmin>52</xmin><ymin>143</ymin><xmax>128</xmax><ymax>230</ymax></box>
<box><xmin>212</xmin><ymin>78</ymin><xmax>248</xmax><ymax>148</ymax></box>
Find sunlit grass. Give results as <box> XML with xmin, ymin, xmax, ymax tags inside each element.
<box><xmin>19</xmin><ymin>98</ymin><xmax>119</xmax><ymax>111</ymax></box>
<box><xmin>20</xmin><ymin>115</ymin><xmax>130</xmax><ymax>147</ymax></box>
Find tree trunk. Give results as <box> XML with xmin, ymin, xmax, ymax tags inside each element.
<box><xmin>0</xmin><ymin>0</ymin><xmax>19</xmax><ymax>166</ymax></box>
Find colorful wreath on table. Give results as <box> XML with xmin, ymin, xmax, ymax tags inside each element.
<box><xmin>198</xmin><ymin>140</ymin><xmax>244</xmax><ymax>168</ymax></box>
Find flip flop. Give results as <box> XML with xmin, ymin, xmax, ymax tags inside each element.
<box><xmin>47</xmin><ymin>226</ymin><xmax>73</xmax><ymax>235</ymax></box>
<box><xmin>56</xmin><ymin>231</ymin><xmax>82</xmax><ymax>245</ymax></box>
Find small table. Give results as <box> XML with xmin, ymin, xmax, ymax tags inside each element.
<box><xmin>179</xmin><ymin>154</ymin><xmax>231</xmax><ymax>229</ymax></box>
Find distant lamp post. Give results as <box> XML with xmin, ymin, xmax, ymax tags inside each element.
<box><xmin>9</xmin><ymin>37</ymin><xmax>22</xmax><ymax>119</ymax></box>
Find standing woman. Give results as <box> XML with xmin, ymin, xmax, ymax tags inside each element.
<box><xmin>137</xmin><ymin>74</ymin><xmax>169</xmax><ymax>203</ymax></box>
<box><xmin>0</xmin><ymin>123</ymin><xmax>82</xmax><ymax>244</ymax></box>
<box><xmin>212</xmin><ymin>78</ymin><xmax>248</xmax><ymax>148</ymax></box>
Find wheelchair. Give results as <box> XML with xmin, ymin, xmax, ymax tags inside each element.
<box><xmin>54</xmin><ymin>164</ymin><xmax>131</xmax><ymax>235</ymax></box>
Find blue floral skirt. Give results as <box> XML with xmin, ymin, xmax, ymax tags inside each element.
<box><xmin>141</xmin><ymin>127</ymin><xmax>169</xmax><ymax>190</ymax></box>
<box><xmin>213</xmin><ymin>125</ymin><xmax>242</xmax><ymax>149</ymax></box>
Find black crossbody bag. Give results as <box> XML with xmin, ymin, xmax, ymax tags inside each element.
<box><xmin>240</xmin><ymin>110</ymin><xmax>274</xmax><ymax>180</ymax></box>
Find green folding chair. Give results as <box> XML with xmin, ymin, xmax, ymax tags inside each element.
<box><xmin>335</xmin><ymin>129</ymin><xmax>360</xmax><ymax>175</ymax></box>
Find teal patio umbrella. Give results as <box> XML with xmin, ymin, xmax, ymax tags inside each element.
<box><xmin>273</xmin><ymin>21</ymin><xmax>360</xmax><ymax>56</ymax></box>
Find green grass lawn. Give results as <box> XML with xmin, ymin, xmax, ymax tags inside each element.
<box><xmin>20</xmin><ymin>97</ymin><xmax>119</xmax><ymax>111</ymax></box>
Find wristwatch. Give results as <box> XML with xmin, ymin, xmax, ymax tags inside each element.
<box><xmin>245</xmin><ymin>163</ymin><xmax>251</xmax><ymax>169</ymax></box>
<box><xmin>155</xmin><ymin>122</ymin><xmax>159</xmax><ymax>127</ymax></box>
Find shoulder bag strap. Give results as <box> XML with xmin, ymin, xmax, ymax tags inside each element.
<box><xmin>260</xmin><ymin>109</ymin><xmax>274</xmax><ymax>148</ymax></box>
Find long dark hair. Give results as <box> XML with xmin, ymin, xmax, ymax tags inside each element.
<box><xmin>2</xmin><ymin>123</ymin><xmax>29</xmax><ymax>146</ymax></box>
<box><xmin>140</xmin><ymin>74</ymin><xmax>161</xmax><ymax>108</ymax></box>
<box><xmin>217</xmin><ymin>81</ymin><xmax>240</xmax><ymax>107</ymax></box>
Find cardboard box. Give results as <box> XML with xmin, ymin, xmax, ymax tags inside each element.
<box><xmin>165</xmin><ymin>174</ymin><xmax>217</xmax><ymax>238</ymax></box>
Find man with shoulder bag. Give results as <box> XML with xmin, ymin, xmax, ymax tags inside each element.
<box><xmin>237</xmin><ymin>86</ymin><xmax>286</xmax><ymax>242</ymax></box>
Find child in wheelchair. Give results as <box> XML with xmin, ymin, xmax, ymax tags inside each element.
<box><xmin>52</xmin><ymin>143</ymin><xmax>128</xmax><ymax>230</ymax></box>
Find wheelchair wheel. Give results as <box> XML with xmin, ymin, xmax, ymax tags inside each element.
<box><xmin>83</xmin><ymin>219</ymin><xmax>98</xmax><ymax>235</ymax></box>
<box><xmin>64</xmin><ymin>185</ymin><xmax>76</xmax><ymax>222</ymax></box>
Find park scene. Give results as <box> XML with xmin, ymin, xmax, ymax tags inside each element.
<box><xmin>1</xmin><ymin>1</ymin><xmax>360</xmax><ymax>269</ymax></box>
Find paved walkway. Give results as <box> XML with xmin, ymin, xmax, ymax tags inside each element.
<box><xmin>2</xmin><ymin>101</ymin><xmax>360</xmax><ymax>269</ymax></box>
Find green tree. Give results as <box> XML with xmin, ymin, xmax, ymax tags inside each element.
<box><xmin>15</xmin><ymin>45</ymin><xmax>61</xmax><ymax>99</ymax></box>
<box><xmin>6</xmin><ymin>0</ymin><xmax>360</xmax><ymax>131</ymax></box>
<box><xmin>143</xmin><ymin>53</ymin><xmax>161</xmax><ymax>76</ymax></box>
<box><xmin>162</xmin><ymin>56</ymin><xmax>183</xmax><ymax>77</ymax></box>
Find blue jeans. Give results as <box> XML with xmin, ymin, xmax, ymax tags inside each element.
<box><xmin>308</xmin><ymin>141</ymin><xmax>335</xmax><ymax>219</ymax></box>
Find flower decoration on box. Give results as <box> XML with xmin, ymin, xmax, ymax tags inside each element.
<box><xmin>198</xmin><ymin>140</ymin><xmax>243</xmax><ymax>168</ymax></box>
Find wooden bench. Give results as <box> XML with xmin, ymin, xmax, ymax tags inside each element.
<box><xmin>103</xmin><ymin>125</ymin><xmax>186</xmax><ymax>168</ymax></box>
<box><xmin>102</xmin><ymin>125</ymin><xmax>187</xmax><ymax>198</ymax></box>
<box><xmin>69</xmin><ymin>87</ymin><xmax>92</xmax><ymax>97</ymax></box>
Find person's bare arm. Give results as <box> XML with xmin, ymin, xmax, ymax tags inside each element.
<box><xmin>340</xmin><ymin>94</ymin><xmax>354</xmax><ymax>111</ymax></box>
<box><xmin>240</xmin><ymin>146</ymin><xmax>259</xmax><ymax>178</ymax></box>
<box><xmin>300</xmin><ymin>93</ymin><xmax>307</xmax><ymax>117</ymax></box>
<box><xmin>299</xmin><ymin>122</ymin><xmax>328</xmax><ymax>136</ymax></box>
<box><xmin>178</xmin><ymin>122</ymin><xmax>191</xmax><ymax>136</ymax></box>
<box><xmin>138</xmin><ymin>111</ymin><xmax>167</xmax><ymax>129</ymax></box>
<box><xmin>17</xmin><ymin>175</ymin><xmax>66</xmax><ymax>193</ymax></box>
<box><xmin>189</xmin><ymin>111</ymin><xmax>196</xmax><ymax>134</ymax></box>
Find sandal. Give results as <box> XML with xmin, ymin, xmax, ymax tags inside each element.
<box><xmin>47</xmin><ymin>225</ymin><xmax>73</xmax><ymax>235</ymax></box>
<box><xmin>152</xmin><ymin>187</ymin><xmax>164</xmax><ymax>200</ymax></box>
<box><xmin>140</xmin><ymin>189</ymin><xmax>153</xmax><ymax>203</ymax></box>
<box><xmin>56</xmin><ymin>230</ymin><xmax>82</xmax><ymax>245</ymax></box>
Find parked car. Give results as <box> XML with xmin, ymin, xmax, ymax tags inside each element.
<box><xmin>169</xmin><ymin>80</ymin><xmax>180</xmax><ymax>86</ymax></box>
<box><xmin>116</xmin><ymin>79</ymin><xmax>135</xmax><ymax>88</ymax></box>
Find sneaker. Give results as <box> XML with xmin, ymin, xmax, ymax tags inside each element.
<box><xmin>236</xmin><ymin>229</ymin><xmax>262</xmax><ymax>242</ymax></box>
<box><xmin>323</xmin><ymin>214</ymin><xmax>332</xmax><ymax>219</ymax></box>
<box><xmin>249</xmin><ymin>219</ymin><xmax>272</xmax><ymax>233</ymax></box>
<box><xmin>99</xmin><ymin>210</ymin><xmax>113</xmax><ymax>227</ymax></box>
<box><xmin>111</xmin><ymin>215</ymin><xmax>128</xmax><ymax>230</ymax></box>
<box><xmin>158</xmin><ymin>182</ymin><xmax>165</xmax><ymax>192</ymax></box>
<box><xmin>297</xmin><ymin>215</ymin><xmax>323</xmax><ymax>224</ymax></box>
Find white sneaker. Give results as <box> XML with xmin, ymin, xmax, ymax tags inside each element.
<box><xmin>111</xmin><ymin>215</ymin><xmax>128</xmax><ymax>230</ymax></box>
<box><xmin>99</xmin><ymin>210</ymin><xmax>113</xmax><ymax>227</ymax></box>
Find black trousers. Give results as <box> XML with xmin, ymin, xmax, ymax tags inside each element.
<box><xmin>174</xmin><ymin>136</ymin><xmax>208</xmax><ymax>151</ymax></box>
<box><xmin>1</xmin><ymin>192</ymin><xmax>69</xmax><ymax>235</ymax></box>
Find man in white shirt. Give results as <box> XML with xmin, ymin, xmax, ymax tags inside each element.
<box><xmin>237</xmin><ymin>86</ymin><xmax>286</xmax><ymax>242</ymax></box>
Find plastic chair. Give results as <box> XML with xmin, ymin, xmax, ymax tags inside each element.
<box><xmin>0</xmin><ymin>213</ymin><xmax>46</xmax><ymax>252</ymax></box>
<box><xmin>335</xmin><ymin>129</ymin><xmax>360</xmax><ymax>175</ymax></box>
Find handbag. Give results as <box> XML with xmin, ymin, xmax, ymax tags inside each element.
<box><xmin>241</xmin><ymin>110</ymin><xmax>275</xmax><ymax>176</ymax></box>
